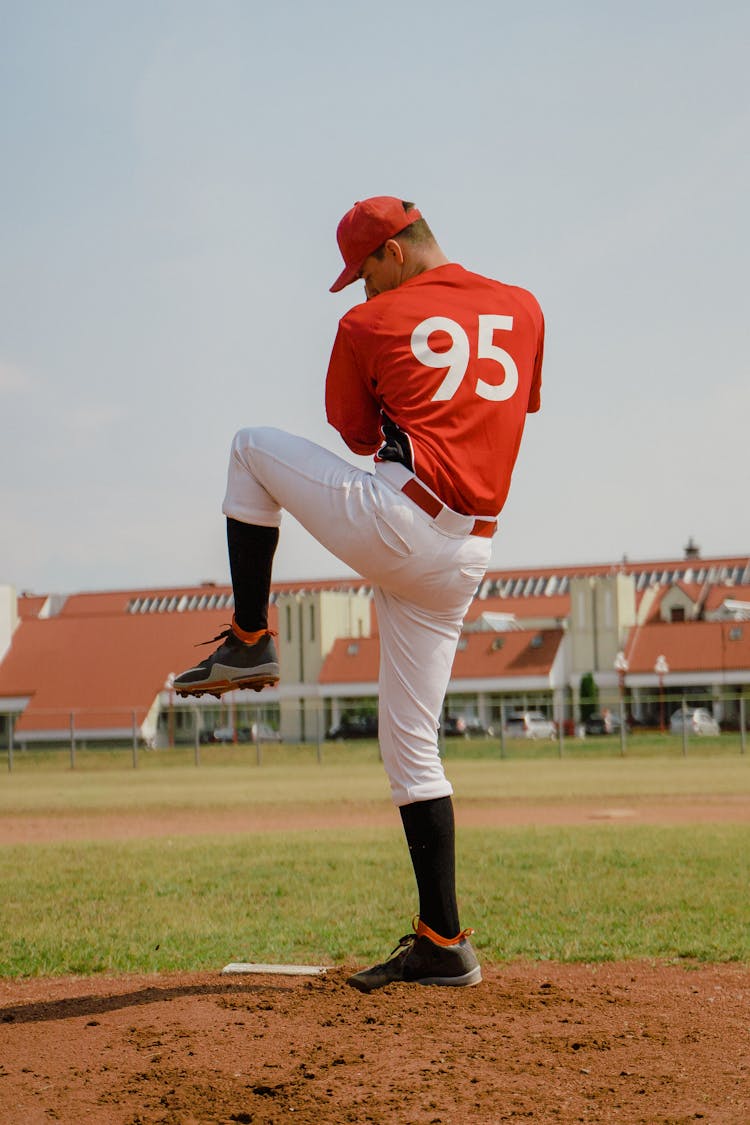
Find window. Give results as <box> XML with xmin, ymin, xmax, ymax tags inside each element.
<box><xmin>671</xmin><ymin>607</ymin><xmax>685</xmax><ymax>622</ymax></box>
<box><xmin>309</xmin><ymin>603</ymin><xmax>316</xmax><ymax>642</ymax></box>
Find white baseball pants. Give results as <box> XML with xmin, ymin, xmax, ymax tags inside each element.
<box><xmin>222</xmin><ymin>427</ymin><xmax>492</xmax><ymax>806</ymax></box>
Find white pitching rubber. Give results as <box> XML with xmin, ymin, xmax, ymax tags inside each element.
<box><xmin>221</xmin><ymin>962</ymin><xmax>327</xmax><ymax>976</ymax></box>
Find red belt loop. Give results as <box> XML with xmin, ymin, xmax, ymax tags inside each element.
<box><xmin>470</xmin><ymin>519</ymin><xmax>496</xmax><ymax>538</ymax></box>
<box><xmin>401</xmin><ymin>478</ymin><xmax>497</xmax><ymax>538</ymax></box>
<box><xmin>402</xmin><ymin>477</ymin><xmax>442</xmax><ymax>519</ymax></box>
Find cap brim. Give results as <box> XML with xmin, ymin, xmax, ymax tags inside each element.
<box><xmin>329</xmin><ymin>263</ymin><xmax>360</xmax><ymax>294</ymax></box>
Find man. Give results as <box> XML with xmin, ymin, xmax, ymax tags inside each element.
<box><xmin>174</xmin><ymin>196</ymin><xmax>544</xmax><ymax>991</ymax></box>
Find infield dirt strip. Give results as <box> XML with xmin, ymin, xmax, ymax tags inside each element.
<box><xmin>1</xmin><ymin>799</ymin><xmax>749</xmax><ymax>1124</ymax></box>
<box><xmin>2</xmin><ymin>792</ymin><xmax>750</xmax><ymax>844</ymax></box>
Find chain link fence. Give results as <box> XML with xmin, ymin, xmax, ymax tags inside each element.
<box><xmin>1</xmin><ymin>690</ymin><xmax>747</xmax><ymax>771</ymax></box>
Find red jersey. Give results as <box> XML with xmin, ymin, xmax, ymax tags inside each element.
<box><xmin>325</xmin><ymin>263</ymin><xmax>544</xmax><ymax>518</ymax></box>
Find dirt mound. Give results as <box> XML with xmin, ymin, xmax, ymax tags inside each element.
<box><xmin>1</xmin><ymin>960</ymin><xmax>748</xmax><ymax>1123</ymax></box>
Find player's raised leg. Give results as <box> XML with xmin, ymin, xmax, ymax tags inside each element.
<box><xmin>174</xmin><ymin>425</ymin><xmax>407</xmax><ymax>698</ymax></box>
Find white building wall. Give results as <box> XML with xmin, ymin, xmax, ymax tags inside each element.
<box><xmin>0</xmin><ymin>585</ymin><xmax>18</xmax><ymax>661</ymax></box>
<box><xmin>277</xmin><ymin>590</ymin><xmax>372</xmax><ymax>741</ymax></box>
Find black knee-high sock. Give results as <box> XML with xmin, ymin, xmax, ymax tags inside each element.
<box><xmin>226</xmin><ymin>518</ymin><xmax>279</xmax><ymax>633</ymax></box>
<box><xmin>399</xmin><ymin>796</ymin><xmax>460</xmax><ymax>939</ymax></box>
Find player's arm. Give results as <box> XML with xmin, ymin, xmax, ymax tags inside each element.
<box><xmin>325</xmin><ymin>322</ymin><xmax>382</xmax><ymax>454</ymax></box>
<box><xmin>517</xmin><ymin>293</ymin><xmax>544</xmax><ymax>414</ymax></box>
<box><xmin>527</xmin><ymin>310</ymin><xmax>544</xmax><ymax>413</ymax></box>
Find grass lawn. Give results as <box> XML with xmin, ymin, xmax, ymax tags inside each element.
<box><xmin>1</xmin><ymin>751</ymin><xmax>748</xmax><ymax>977</ymax></box>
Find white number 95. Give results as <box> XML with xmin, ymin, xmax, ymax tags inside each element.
<box><xmin>410</xmin><ymin>315</ymin><xmax>519</xmax><ymax>402</ymax></box>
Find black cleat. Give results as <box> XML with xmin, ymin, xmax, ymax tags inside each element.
<box><xmin>348</xmin><ymin>920</ymin><xmax>482</xmax><ymax>993</ymax></box>
<box><xmin>174</xmin><ymin>628</ymin><xmax>279</xmax><ymax>698</ymax></box>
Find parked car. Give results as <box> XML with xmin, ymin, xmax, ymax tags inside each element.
<box><xmin>326</xmin><ymin>714</ymin><xmax>378</xmax><ymax>740</ymax></box>
<box><xmin>503</xmin><ymin>710</ymin><xmax>556</xmax><ymax>740</ymax></box>
<box><xmin>583</xmin><ymin>710</ymin><xmax>626</xmax><ymax>736</ymax></box>
<box><xmin>247</xmin><ymin>722</ymin><xmax>282</xmax><ymax>743</ymax></box>
<box><xmin>200</xmin><ymin>726</ymin><xmax>230</xmax><ymax>744</ymax></box>
<box><xmin>669</xmin><ymin>707</ymin><xmax>720</xmax><ymax>736</ymax></box>
<box><xmin>201</xmin><ymin>723</ymin><xmax>281</xmax><ymax>744</ymax></box>
<box><xmin>442</xmin><ymin>714</ymin><xmax>467</xmax><ymax>738</ymax></box>
<box><xmin>464</xmin><ymin>717</ymin><xmax>495</xmax><ymax>738</ymax></box>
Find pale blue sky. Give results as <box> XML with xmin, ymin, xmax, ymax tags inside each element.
<box><xmin>1</xmin><ymin>0</ymin><xmax>748</xmax><ymax>594</ymax></box>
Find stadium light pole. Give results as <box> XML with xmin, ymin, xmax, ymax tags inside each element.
<box><xmin>165</xmin><ymin>673</ymin><xmax>175</xmax><ymax>748</ymax></box>
<box><xmin>614</xmin><ymin>650</ymin><xmax>629</xmax><ymax>754</ymax></box>
<box><xmin>614</xmin><ymin>650</ymin><xmax>629</xmax><ymax>703</ymax></box>
<box><xmin>654</xmin><ymin>654</ymin><xmax>669</xmax><ymax>733</ymax></box>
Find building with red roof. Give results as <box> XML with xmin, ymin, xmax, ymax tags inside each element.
<box><xmin>1</xmin><ymin>543</ymin><xmax>748</xmax><ymax>747</ymax></box>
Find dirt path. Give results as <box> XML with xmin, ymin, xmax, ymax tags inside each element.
<box><xmin>1</xmin><ymin>962</ymin><xmax>748</xmax><ymax>1124</ymax></box>
<box><xmin>2</xmin><ymin>794</ymin><xmax>750</xmax><ymax>844</ymax></box>
<box><xmin>2</xmin><ymin>799</ymin><xmax>749</xmax><ymax>1122</ymax></box>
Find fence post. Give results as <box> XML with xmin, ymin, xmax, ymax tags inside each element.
<box><xmin>740</xmin><ymin>696</ymin><xmax>746</xmax><ymax>756</ymax></box>
<box><xmin>192</xmin><ymin>705</ymin><xmax>201</xmax><ymax>766</ymax></box>
<box><xmin>557</xmin><ymin>690</ymin><xmax>564</xmax><ymax>758</ymax></box>
<box><xmin>315</xmin><ymin>704</ymin><xmax>323</xmax><ymax>764</ymax></box>
<box><xmin>499</xmin><ymin>701</ymin><xmax>506</xmax><ymax>759</ymax></box>
<box><xmin>7</xmin><ymin>715</ymin><xmax>13</xmax><ymax>772</ymax></box>
<box><xmin>131</xmin><ymin>710</ymin><xmax>138</xmax><ymax>769</ymax></box>
<box><xmin>193</xmin><ymin>706</ymin><xmax>200</xmax><ymax>765</ymax></box>
<box><xmin>255</xmin><ymin>705</ymin><xmax>262</xmax><ymax>766</ymax></box>
<box><xmin>619</xmin><ymin>698</ymin><xmax>627</xmax><ymax>756</ymax></box>
<box><xmin>69</xmin><ymin>712</ymin><xmax>76</xmax><ymax>769</ymax></box>
<box><xmin>681</xmin><ymin>693</ymin><xmax>688</xmax><ymax>756</ymax></box>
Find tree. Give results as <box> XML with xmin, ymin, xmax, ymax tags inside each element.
<box><xmin>579</xmin><ymin>672</ymin><xmax>599</xmax><ymax>721</ymax></box>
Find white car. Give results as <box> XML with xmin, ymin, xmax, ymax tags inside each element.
<box><xmin>504</xmin><ymin>710</ymin><xmax>556</xmax><ymax>740</ymax></box>
<box><xmin>669</xmin><ymin>708</ymin><xmax>720</xmax><ymax>736</ymax></box>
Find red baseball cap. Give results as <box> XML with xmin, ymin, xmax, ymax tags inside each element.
<box><xmin>330</xmin><ymin>196</ymin><xmax>422</xmax><ymax>293</ymax></box>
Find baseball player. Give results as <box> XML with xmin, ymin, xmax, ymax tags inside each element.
<box><xmin>174</xmin><ymin>197</ymin><xmax>544</xmax><ymax>991</ymax></box>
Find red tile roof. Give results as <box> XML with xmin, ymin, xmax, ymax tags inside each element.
<box><xmin>626</xmin><ymin>621</ymin><xmax>750</xmax><ymax>675</ymax></box>
<box><xmin>453</xmin><ymin>629</ymin><xmax>563</xmax><ymax>679</ymax></box>
<box><xmin>1</xmin><ymin>605</ymin><xmax>278</xmax><ymax>733</ymax></box>
<box><xmin>465</xmin><ymin>593</ymin><xmax>569</xmax><ymax>622</ymax></box>
<box><xmin>319</xmin><ymin>629</ymin><xmax>563</xmax><ymax>685</ymax></box>
<box><xmin>17</xmin><ymin>595</ymin><xmax>47</xmax><ymax>619</ymax></box>
<box><xmin>701</xmin><ymin>585</ymin><xmax>750</xmax><ymax>613</ymax></box>
<box><xmin>319</xmin><ymin>637</ymin><xmax>380</xmax><ymax>685</ymax></box>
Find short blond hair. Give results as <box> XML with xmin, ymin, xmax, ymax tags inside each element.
<box><xmin>371</xmin><ymin>200</ymin><xmax>436</xmax><ymax>258</ymax></box>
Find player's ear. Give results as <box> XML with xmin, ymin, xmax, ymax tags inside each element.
<box><xmin>383</xmin><ymin>238</ymin><xmax>405</xmax><ymax>265</ymax></box>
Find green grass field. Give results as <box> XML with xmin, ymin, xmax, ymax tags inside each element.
<box><xmin>1</xmin><ymin>750</ymin><xmax>748</xmax><ymax>977</ymax></box>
